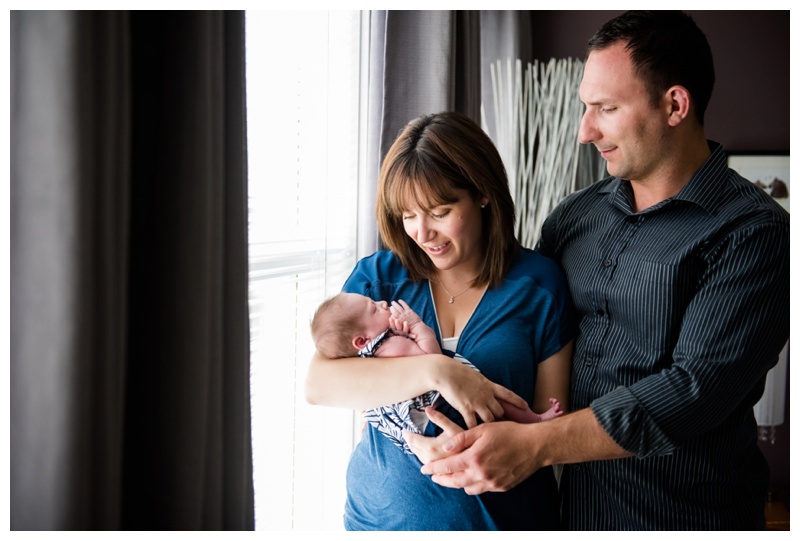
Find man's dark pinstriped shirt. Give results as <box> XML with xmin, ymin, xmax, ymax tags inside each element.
<box><xmin>537</xmin><ymin>142</ymin><xmax>789</xmax><ymax>530</ymax></box>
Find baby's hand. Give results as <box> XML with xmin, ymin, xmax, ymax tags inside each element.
<box><xmin>389</xmin><ymin>317</ymin><xmax>416</xmax><ymax>339</ymax></box>
<box><xmin>389</xmin><ymin>300</ymin><xmax>422</xmax><ymax>339</ymax></box>
<box><xmin>390</xmin><ymin>300</ymin><xmax>422</xmax><ymax>325</ymax></box>
<box><xmin>390</xmin><ymin>299</ymin><xmax>441</xmax><ymax>355</ymax></box>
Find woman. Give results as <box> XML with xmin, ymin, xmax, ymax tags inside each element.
<box><xmin>305</xmin><ymin>112</ymin><xmax>574</xmax><ymax>530</ymax></box>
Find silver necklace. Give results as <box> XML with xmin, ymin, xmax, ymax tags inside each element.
<box><xmin>434</xmin><ymin>279</ymin><xmax>473</xmax><ymax>304</ymax></box>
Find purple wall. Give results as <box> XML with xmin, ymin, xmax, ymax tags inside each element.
<box><xmin>527</xmin><ymin>10</ymin><xmax>790</xmax><ymax>494</ymax></box>
<box><xmin>528</xmin><ymin>10</ymin><xmax>790</xmax><ymax>152</ymax></box>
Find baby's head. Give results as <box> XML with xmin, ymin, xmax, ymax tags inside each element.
<box><xmin>311</xmin><ymin>293</ymin><xmax>392</xmax><ymax>358</ymax></box>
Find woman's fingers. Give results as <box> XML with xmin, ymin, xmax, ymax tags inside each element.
<box><xmin>403</xmin><ymin>407</ymin><xmax>467</xmax><ymax>464</ymax></box>
<box><xmin>492</xmin><ymin>382</ymin><xmax>528</xmax><ymax>410</ymax></box>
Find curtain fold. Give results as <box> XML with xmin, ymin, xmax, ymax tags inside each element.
<box><xmin>11</xmin><ymin>10</ymin><xmax>254</xmax><ymax>530</ymax></box>
<box><xmin>376</xmin><ymin>10</ymin><xmax>482</xmax><ymax>157</ymax></box>
<box><xmin>363</xmin><ymin>10</ymin><xmax>481</xmax><ymax>253</ymax></box>
<box><xmin>366</xmin><ymin>10</ymin><xmax>531</xmax><ymax>164</ymax></box>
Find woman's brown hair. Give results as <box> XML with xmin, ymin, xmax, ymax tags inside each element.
<box><xmin>376</xmin><ymin>112</ymin><xmax>519</xmax><ymax>287</ymax></box>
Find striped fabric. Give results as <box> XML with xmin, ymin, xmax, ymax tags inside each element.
<box><xmin>359</xmin><ymin>329</ymin><xmax>479</xmax><ymax>454</ymax></box>
<box><xmin>537</xmin><ymin>142</ymin><xmax>790</xmax><ymax>530</ymax></box>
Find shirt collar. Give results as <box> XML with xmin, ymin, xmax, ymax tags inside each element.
<box><xmin>599</xmin><ymin>141</ymin><xmax>729</xmax><ymax>215</ymax></box>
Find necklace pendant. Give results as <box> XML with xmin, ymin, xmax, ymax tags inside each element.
<box><xmin>448</xmin><ymin>297</ymin><xmax>454</xmax><ymax>304</ymax></box>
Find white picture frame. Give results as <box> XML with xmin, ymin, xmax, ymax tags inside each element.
<box><xmin>728</xmin><ymin>154</ymin><xmax>790</xmax><ymax>212</ymax></box>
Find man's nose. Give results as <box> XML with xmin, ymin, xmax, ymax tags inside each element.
<box><xmin>578</xmin><ymin>110</ymin><xmax>598</xmax><ymax>145</ymax></box>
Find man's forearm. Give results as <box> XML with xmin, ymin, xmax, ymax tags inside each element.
<box><xmin>536</xmin><ymin>407</ymin><xmax>633</xmax><ymax>466</ymax></box>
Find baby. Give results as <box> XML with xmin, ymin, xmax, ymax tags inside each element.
<box><xmin>311</xmin><ymin>292</ymin><xmax>563</xmax><ymax>454</ymax></box>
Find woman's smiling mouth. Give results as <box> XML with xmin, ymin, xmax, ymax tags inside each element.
<box><xmin>425</xmin><ymin>241</ymin><xmax>451</xmax><ymax>255</ymax></box>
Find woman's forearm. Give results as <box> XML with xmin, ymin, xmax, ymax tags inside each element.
<box><xmin>305</xmin><ymin>351</ymin><xmax>450</xmax><ymax>409</ymax></box>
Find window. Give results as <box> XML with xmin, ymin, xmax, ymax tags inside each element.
<box><xmin>245</xmin><ymin>10</ymin><xmax>364</xmax><ymax>530</ymax></box>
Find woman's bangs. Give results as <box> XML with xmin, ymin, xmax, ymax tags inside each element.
<box><xmin>384</xmin><ymin>170</ymin><xmax>461</xmax><ymax>216</ymax></box>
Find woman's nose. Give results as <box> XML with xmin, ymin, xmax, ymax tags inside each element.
<box><xmin>416</xmin><ymin>217</ymin><xmax>434</xmax><ymax>243</ymax></box>
<box><xmin>376</xmin><ymin>301</ymin><xmax>388</xmax><ymax>310</ymax></box>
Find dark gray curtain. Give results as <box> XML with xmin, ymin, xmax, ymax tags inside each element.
<box><xmin>11</xmin><ymin>10</ymin><xmax>254</xmax><ymax>530</ymax></box>
<box><xmin>373</xmin><ymin>10</ymin><xmax>482</xmax><ymax>158</ymax></box>
<box><xmin>361</xmin><ymin>10</ymin><xmax>482</xmax><ymax>255</ymax></box>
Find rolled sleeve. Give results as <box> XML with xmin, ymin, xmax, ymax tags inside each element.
<box><xmin>591</xmin><ymin>386</ymin><xmax>679</xmax><ymax>457</ymax></box>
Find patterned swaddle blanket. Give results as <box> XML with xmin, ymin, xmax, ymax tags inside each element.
<box><xmin>358</xmin><ymin>328</ymin><xmax>476</xmax><ymax>454</ymax></box>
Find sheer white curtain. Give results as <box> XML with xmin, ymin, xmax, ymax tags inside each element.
<box><xmin>246</xmin><ymin>11</ymin><xmax>364</xmax><ymax>530</ymax></box>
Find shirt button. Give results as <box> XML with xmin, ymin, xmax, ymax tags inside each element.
<box><xmin>596</xmin><ymin>309</ymin><xmax>605</xmax><ymax>316</ymax></box>
<box><xmin>603</xmin><ymin>258</ymin><xmax>613</xmax><ymax>267</ymax></box>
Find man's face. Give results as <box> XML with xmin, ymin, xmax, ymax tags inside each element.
<box><xmin>578</xmin><ymin>42</ymin><xmax>669</xmax><ymax>183</ymax></box>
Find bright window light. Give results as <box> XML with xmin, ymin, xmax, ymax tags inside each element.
<box><xmin>245</xmin><ymin>10</ymin><xmax>362</xmax><ymax>530</ymax></box>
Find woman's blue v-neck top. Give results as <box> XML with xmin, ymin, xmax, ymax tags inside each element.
<box><xmin>340</xmin><ymin>248</ymin><xmax>574</xmax><ymax>531</ymax></box>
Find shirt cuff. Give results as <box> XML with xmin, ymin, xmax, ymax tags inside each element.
<box><xmin>591</xmin><ymin>386</ymin><xmax>679</xmax><ymax>458</ymax></box>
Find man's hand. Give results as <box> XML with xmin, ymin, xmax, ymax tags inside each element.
<box><xmin>418</xmin><ymin>407</ymin><xmax>633</xmax><ymax>495</ymax></box>
<box><xmin>416</xmin><ymin>408</ymin><xmax>543</xmax><ymax>495</ymax></box>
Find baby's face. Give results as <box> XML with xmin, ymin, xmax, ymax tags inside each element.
<box><xmin>340</xmin><ymin>293</ymin><xmax>392</xmax><ymax>339</ymax></box>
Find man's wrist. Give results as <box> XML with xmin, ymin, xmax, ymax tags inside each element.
<box><xmin>531</xmin><ymin>408</ymin><xmax>632</xmax><ymax>467</ymax></box>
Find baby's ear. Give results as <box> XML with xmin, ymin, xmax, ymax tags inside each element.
<box><xmin>353</xmin><ymin>336</ymin><xmax>369</xmax><ymax>350</ymax></box>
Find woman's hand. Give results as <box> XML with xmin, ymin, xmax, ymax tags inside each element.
<box><xmin>403</xmin><ymin>407</ymin><xmax>464</xmax><ymax>464</ymax></box>
<box><xmin>432</xmin><ymin>357</ymin><xmax>528</xmax><ymax>428</ymax></box>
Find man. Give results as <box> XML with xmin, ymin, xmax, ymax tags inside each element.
<box><xmin>407</xmin><ymin>11</ymin><xmax>789</xmax><ymax>530</ymax></box>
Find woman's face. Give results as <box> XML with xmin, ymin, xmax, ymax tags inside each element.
<box><xmin>400</xmin><ymin>188</ymin><xmax>488</xmax><ymax>276</ymax></box>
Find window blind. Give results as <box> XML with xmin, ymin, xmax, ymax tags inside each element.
<box><xmin>245</xmin><ymin>10</ymin><xmax>362</xmax><ymax>530</ymax></box>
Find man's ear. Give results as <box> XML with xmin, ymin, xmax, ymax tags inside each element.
<box><xmin>665</xmin><ymin>85</ymin><xmax>691</xmax><ymax>126</ymax></box>
<box><xmin>353</xmin><ymin>336</ymin><xmax>369</xmax><ymax>350</ymax></box>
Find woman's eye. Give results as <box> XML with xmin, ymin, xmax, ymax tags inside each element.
<box><xmin>431</xmin><ymin>210</ymin><xmax>449</xmax><ymax>219</ymax></box>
